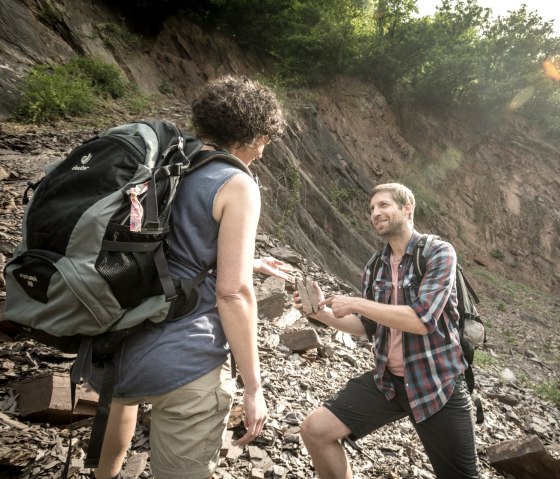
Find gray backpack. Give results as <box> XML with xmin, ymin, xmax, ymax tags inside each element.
<box><xmin>3</xmin><ymin>120</ymin><xmax>249</xmax><ymax>470</ymax></box>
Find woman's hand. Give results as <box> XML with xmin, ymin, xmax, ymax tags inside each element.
<box><xmin>253</xmin><ymin>256</ymin><xmax>295</xmax><ymax>282</ymax></box>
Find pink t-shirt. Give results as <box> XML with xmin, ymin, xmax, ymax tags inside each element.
<box><xmin>386</xmin><ymin>254</ymin><xmax>404</xmax><ymax>376</ymax></box>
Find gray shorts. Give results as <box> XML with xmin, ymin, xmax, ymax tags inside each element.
<box><xmin>114</xmin><ymin>363</ymin><xmax>235</xmax><ymax>479</ymax></box>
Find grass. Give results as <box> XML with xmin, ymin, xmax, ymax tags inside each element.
<box><xmin>534</xmin><ymin>381</ymin><xmax>560</xmax><ymax>408</ymax></box>
<box><xmin>474</xmin><ymin>350</ymin><xmax>497</xmax><ymax>369</ymax></box>
<box><xmin>490</xmin><ymin>249</ymin><xmax>505</xmax><ymax>260</ymax></box>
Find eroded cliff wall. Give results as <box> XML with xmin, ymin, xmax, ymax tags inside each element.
<box><xmin>1</xmin><ymin>0</ymin><xmax>559</xmax><ymax>291</ymax></box>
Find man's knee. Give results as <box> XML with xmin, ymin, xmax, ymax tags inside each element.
<box><xmin>300</xmin><ymin>413</ymin><xmax>320</xmax><ymax>443</ymax></box>
<box><xmin>301</xmin><ymin>407</ymin><xmax>349</xmax><ymax>445</ymax></box>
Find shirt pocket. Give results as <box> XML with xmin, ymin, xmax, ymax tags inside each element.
<box><xmin>371</xmin><ymin>279</ymin><xmax>392</xmax><ymax>303</ymax></box>
<box><xmin>402</xmin><ymin>276</ymin><xmax>420</xmax><ymax>305</ymax></box>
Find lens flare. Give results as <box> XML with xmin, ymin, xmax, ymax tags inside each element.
<box><xmin>543</xmin><ymin>56</ymin><xmax>560</xmax><ymax>81</ymax></box>
<box><xmin>509</xmin><ymin>86</ymin><xmax>535</xmax><ymax>110</ymax></box>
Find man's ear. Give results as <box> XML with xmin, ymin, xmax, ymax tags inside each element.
<box><xmin>403</xmin><ymin>201</ymin><xmax>414</xmax><ymax>219</ymax></box>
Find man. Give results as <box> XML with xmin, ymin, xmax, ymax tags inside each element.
<box><xmin>295</xmin><ymin>183</ymin><xmax>479</xmax><ymax>478</ymax></box>
<box><xmin>93</xmin><ymin>75</ymin><xmax>288</xmax><ymax>479</ymax></box>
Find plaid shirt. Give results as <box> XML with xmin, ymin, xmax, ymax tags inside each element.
<box><xmin>360</xmin><ymin>230</ymin><xmax>467</xmax><ymax>422</ymax></box>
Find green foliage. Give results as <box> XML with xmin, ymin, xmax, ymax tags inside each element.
<box><xmin>503</xmin><ymin>329</ymin><xmax>517</xmax><ymax>345</ymax></box>
<box><xmin>14</xmin><ymin>65</ymin><xmax>96</xmax><ymax>123</ymax></box>
<box><xmin>122</xmin><ymin>88</ymin><xmax>150</xmax><ymax>115</ymax></box>
<box><xmin>474</xmin><ymin>349</ymin><xmax>496</xmax><ymax>368</ymax></box>
<box><xmin>275</xmin><ymin>163</ymin><xmax>302</xmax><ymax>238</ymax></box>
<box><xmin>329</xmin><ymin>186</ymin><xmax>363</xmax><ymax>210</ymax></box>
<box><xmin>490</xmin><ymin>249</ymin><xmax>505</xmax><ymax>260</ymax></box>
<box><xmin>14</xmin><ymin>56</ymin><xmax>130</xmax><ymax>123</ymax></box>
<box><xmin>158</xmin><ymin>80</ymin><xmax>173</xmax><ymax>95</ymax></box>
<box><xmin>34</xmin><ymin>0</ymin><xmax>560</xmax><ymax>138</ymax></box>
<box><xmin>534</xmin><ymin>380</ymin><xmax>560</xmax><ymax>407</ymax></box>
<box><xmin>67</xmin><ymin>57</ymin><xmax>127</xmax><ymax>98</ymax></box>
<box><xmin>36</xmin><ymin>0</ymin><xmax>64</xmax><ymax>27</ymax></box>
<box><xmin>95</xmin><ymin>22</ymin><xmax>142</xmax><ymax>51</ymax></box>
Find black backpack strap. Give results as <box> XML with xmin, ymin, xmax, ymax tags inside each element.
<box><xmin>165</xmin><ymin>269</ymin><xmax>212</xmax><ymax>321</ymax></box>
<box><xmin>360</xmin><ymin>251</ymin><xmax>383</xmax><ymax>341</ymax></box>
<box><xmin>84</xmin><ymin>360</ymin><xmax>116</xmax><ymax>468</ymax></box>
<box><xmin>66</xmin><ymin>338</ymin><xmax>118</xmax><ymax>470</ymax></box>
<box><xmin>411</xmin><ymin>233</ymin><xmax>434</xmax><ymax>280</ymax></box>
<box><xmin>61</xmin><ymin>380</ymin><xmax>76</xmax><ymax>479</ymax></box>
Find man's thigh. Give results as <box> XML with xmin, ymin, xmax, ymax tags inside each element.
<box><xmin>147</xmin><ymin>363</ymin><xmax>235</xmax><ymax>479</ymax></box>
<box><xmin>413</xmin><ymin>376</ymin><xmax>479</xmax><ymax>479</ymax></box>
<box><xmin>324</xmin><ymin>371</ymin><xmax>407</xmax><ymax>439</ymax></box>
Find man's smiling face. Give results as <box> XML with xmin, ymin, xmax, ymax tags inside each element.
<box><xmin>369</xmin><ymin>191</ymin><xmax>411</xmax><ymax>238</ymax></box>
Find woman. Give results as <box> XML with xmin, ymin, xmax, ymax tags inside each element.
<box><xmin>94</xmin><ymin>75</ymin><xmax>287</xmax><ymax>479</ymax></box>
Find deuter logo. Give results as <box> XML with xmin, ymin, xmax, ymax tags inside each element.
<box><xmin>18</xmin><ymin>273</ymin><xmax>38</xmax><ymax>288</ymax></box>
<box><xmin>72</xmin><ymin>152</ymin><xmax>93</xmax><ymax>171</ymax></box>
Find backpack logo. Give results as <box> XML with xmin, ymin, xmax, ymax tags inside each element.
<box><xmin>72</xmin><ymin>153</ymin><xmax>93</xmax><ymax>171</ymax></box>
<box><xmin>18</xmin><ymin>273</ymin><xmax>37</xmax><ymax>288</ymax></box>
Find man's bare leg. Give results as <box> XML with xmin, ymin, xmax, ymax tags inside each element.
<box><xmin>300</xmin><ymin>406</ymin><xmax>353</xmax><ymax>479</ymax></box>
<box><xmin>94</xmin><ymin>403</ymin><xmax>139</xmax><ymax>479</ymax></box>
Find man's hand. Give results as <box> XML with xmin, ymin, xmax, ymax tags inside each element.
<box><xmin>253</xmin><ymin>257</ymin><xmax>295</xmax><ymax>282</ymax></box>
<box><xmin>321</xmin><ymin>295</ymin><xmax>359</xmax><ymax>318</ymax></box>
<box><xmin>233</xmin><ymin>388</ymin><xmax>267</xmax><ymax>446</ymax></box>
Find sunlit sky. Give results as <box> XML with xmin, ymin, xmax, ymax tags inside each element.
<box><xmin>416</xmin><ymin>0</ymin><xmax>560</xmax><ymax>33</ymax></box>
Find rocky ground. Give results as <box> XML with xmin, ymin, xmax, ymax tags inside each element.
<box><xmin>0</xmin><ymin>109</ymin><xmax>559</xmax><ymax>479</ymax></box>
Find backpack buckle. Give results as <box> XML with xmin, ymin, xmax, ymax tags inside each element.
<box><xmin>168</xmin><ymin>163</ymin><xmax>185</xmax><ymax>176</ymax></box>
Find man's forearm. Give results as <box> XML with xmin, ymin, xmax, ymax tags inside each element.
<box><xmin>310</xmin><ymin>307</ymin><xmax>367</xmax><ymax>337</ymax></box>
<box><xmin>353</xmin><ymin>298</ymin><xmax>428</xmax><ymax>335</ymax></box>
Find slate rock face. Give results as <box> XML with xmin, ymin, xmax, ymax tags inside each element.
<box><xmin>2</xmin><ymin>0</ymin><xmax>560</xmax><ymax>293</ymax></box>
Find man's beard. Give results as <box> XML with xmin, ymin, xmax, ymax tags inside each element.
<box><xmin>373</xmin><ymin>216</ymin><xmax>407</xmax><ymax>239</ymax></box>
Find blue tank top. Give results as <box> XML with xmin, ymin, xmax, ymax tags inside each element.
<box><xmin>107</xmin><ymin>159</ymin><xmax>248</xmax><ymax>397</ymax></box>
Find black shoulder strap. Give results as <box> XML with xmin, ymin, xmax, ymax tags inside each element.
<box><xmin>411</xmin><ymin>233</ymin><xmax>433</xmax><ymax>280</ymax></box>
<box><xmin>188</xmin><ymin>150</ymin><xmax>253</xmax><ymax>177</ymax></box>
<box><xmin>368</xmin><ymin>250</ymin><xmax>383</xmax><ymax>290</ymax></box>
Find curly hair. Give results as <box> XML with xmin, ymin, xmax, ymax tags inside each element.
<box><xmin>191</xmin><ymin>75</ymin><xmax>286</xmax><ymax>149</ymax></box>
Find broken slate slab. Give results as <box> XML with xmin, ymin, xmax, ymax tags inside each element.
<box><xmin>295</xmin><ymin>276</ymin><xmax>320</xmax><ymax>315</ymax></box>
<box><xmin>279</xmin><ymin>329</ymin><xmax>320</xmax><ymax>352</ymax></box>
<box><xmin>487</xmin><ymin>434</ymin><xmax>560</xmax><ymax>479</ymax></box>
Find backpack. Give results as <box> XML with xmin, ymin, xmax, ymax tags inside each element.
<box><xmin>2</xmin><ymin>120</ymin><xmax>250</xmax><ymax>471</ymax></box>
<box><xmin>368</xmin><ymin>234</ymin><xmax>486</xmax><ymax>424</ymax></box>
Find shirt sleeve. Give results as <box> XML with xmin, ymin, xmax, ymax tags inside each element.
<box><xmin>409</xmin><ymin>240</ymin><xmax>457</xmax><ymax>334</ymax></box>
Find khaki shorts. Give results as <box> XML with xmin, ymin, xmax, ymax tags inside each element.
<box><xmin>113</xmin><ymin>363</ymin><xmax>235</xmax><ymax>479</ymax></box>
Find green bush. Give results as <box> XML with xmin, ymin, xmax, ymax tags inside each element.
<box><xmin>14</xmin><ymin>65</ymin><xmax>96</xmax><ymax>122</ymax></box>
<box><xmin>14</xmin><ymin>56</ymin><xmax>128</xmax><ymax>123</ymax></box>
<box><xmin>68</xmin><ymin>57</ymin><xmax>127</xmax><ymax>98</ymax></box>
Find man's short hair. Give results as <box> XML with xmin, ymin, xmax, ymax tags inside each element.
<box><xmin>370</xmin><ymin>182</ymin><xmax>416</xmax><ymax>222</ymax></box>
<box><xmin>191</xmin><ymin>75</ymin><xmax>286</xmax><ymax>149</ymax></box>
